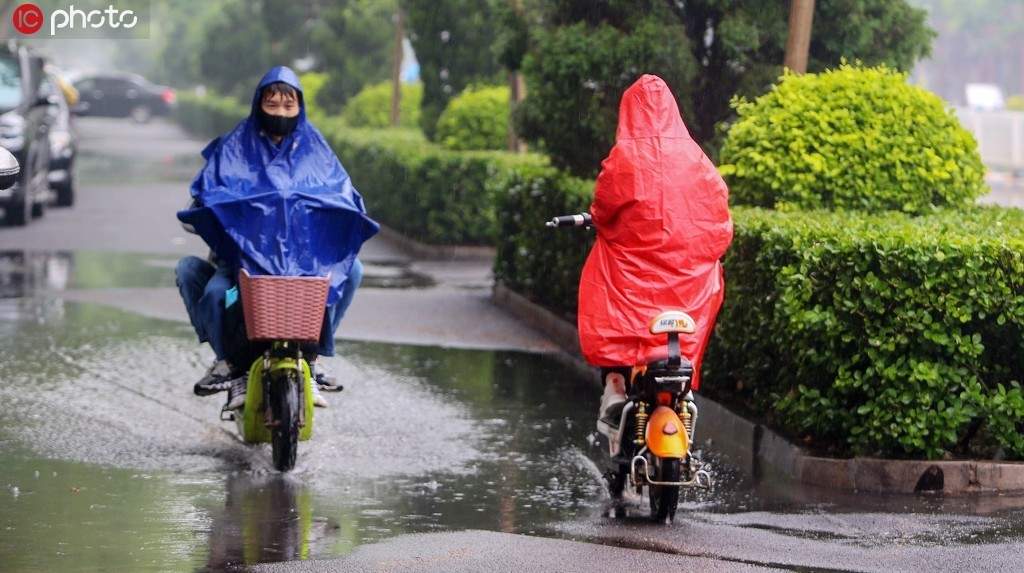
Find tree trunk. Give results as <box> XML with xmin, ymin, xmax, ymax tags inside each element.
<box><xmin>784</xmin><ymin>0</ymin><xmax>815</xmax><ymax>74</ymax></box>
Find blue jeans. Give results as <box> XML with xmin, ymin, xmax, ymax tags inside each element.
<box><xmin>175</xmin><ymin>257</ymin><xmax>363</xmax><ymax>361</ymax></box>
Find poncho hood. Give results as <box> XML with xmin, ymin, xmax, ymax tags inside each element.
<box><xmin>578</xmin><ymin>75</ymin><xmax>733</xmax><ymax>389</ymax></box>
<box><xmin>177</xmin><ymin>66</ymin><xmax>379</xmax><ymax>305</ymax></box>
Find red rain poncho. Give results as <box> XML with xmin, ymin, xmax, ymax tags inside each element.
<box><xmin>578</xmin><ymin>75</ymin><xmax>733</xmax><ymax>390</ymax></box>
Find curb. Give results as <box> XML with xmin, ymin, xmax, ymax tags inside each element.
<box><xmin>491</xmin><ymin>281</ymin><xmax>1024</xmax><ymax>496</ymax></box>
<box><xmin>376</xmin><ymin>225</ymin><xmax>496</xmax><ymax>262</ymax></box>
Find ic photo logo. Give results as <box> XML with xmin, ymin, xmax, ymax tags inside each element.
<box><xmin>11</xmin><ymin>3</ymin><xmax>43</xmax><ymax>35</ymax></box>
<box><xmin>10</xmin><ymin>2</ymin><xmax>148</xmax><ymax>38</ymax></box>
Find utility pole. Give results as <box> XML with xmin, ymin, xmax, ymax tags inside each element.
<box><xmin>784</xmin><ymin>0</ymin><xmax>815</xmax><ymax>74</ymax></box>
<box><xmin>390</xmin><ymin>8</ymin><xmax>404</xmax><ymax>127</ymax></box>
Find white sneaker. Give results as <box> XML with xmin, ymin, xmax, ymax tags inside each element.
<box><xmin>310</xmin><ymin>381</ymin><xmax>328</xmax><ymax>408</ymax></box>
<box><xmin>599</xmin><ymin>371</ymin><xmax>628</xmax><ymax>426</ymax></box>
<box><xmin>224</xmin><ymin>375</ymin><xmax>248</xmax><ymax>410</ymax></box>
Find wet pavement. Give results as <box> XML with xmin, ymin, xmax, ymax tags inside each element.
<box><xmin>2</xmin><ymin>118</ymin><xmax>1024</xmax><ymax>572</ymax></box>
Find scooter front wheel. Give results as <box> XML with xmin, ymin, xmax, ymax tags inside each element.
<box><xmin>648</xmin><ymin>457</ymin><xmax>681</xmax><ymax>523</ymax></box>
<box><xmin>269</xmin><ymin>370</ymin><xmax>300</xmax><ymax>472</ymax></box>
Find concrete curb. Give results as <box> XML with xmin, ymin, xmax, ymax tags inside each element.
<box><xmin>491</xmin><ymin>281</ymin><xmax>1024</xmax><ymax>496</ymax></box>
<box><xmin>376</xmin><ymin>225</ymin><xmax>495</xmax><ymax>262</ymax></box>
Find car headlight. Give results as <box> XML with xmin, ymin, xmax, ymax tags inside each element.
<box><xmin>0</xmin><ymin>111</ymin><xmax>25</xmax><ymax>152</ymax></box>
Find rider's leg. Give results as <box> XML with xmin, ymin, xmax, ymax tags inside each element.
<box><xmin>599</xmin><ymin>367</ymin><xmax>630</xmax><ymax>426</ymax></box>
<box><xmin>178</xmin><ymin>257</ymin><xmax>239</xmax><ymax>396</ymax></box>
<box><xmin>307</xmin><ymin>259</ymin><xmax>364</xmax><ymax>406</ymax></box>
<box><xmin>193</xmin><ymin>264</ymin><xmax>245</xmax><ymax>397</ymax></box>
<box><xmin>197</xmin><ymin>264</ymin><xmax>236</xmax><ymax>361</ymax></box>
<box><xmin>175</xmin><ymin>256</ymin><xmax>216</xmax><ymax>343</ymax></box>
<box><xmin>316</xmin><ymin>258</ymin><xmax>364</xmax><ymax>359</ymax></box>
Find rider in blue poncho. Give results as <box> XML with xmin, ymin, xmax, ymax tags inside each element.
<box><xmin>175</xmin><ymin>66</ymin><xmax>379</xmax><ymax>409</ymax></box>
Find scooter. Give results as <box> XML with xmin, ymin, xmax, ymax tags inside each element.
<box><xmin>219</xmin><ymin>269</ymin><xmax>326</xmax><ymax>472</ymax></box>
<box><xmin>548</xmin><ymin>213</ymin><xmax>712</xmax><ymax>522</ymax></box>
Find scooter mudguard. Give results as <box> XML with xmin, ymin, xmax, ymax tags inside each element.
<box><xmin>645</xmin><ymin>406</ymin><xmax>688</xmax><ymax>459</ymax></box>
<box><xmin>236</xmin><ymin>358</ymin><xmax>314</xmax><ymax>443</ymax></box>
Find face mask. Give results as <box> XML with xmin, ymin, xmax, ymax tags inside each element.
<box><xmin>257</xmin><ymin>108</ymin><xmax>299</xmax><ymax>138</ymax></box>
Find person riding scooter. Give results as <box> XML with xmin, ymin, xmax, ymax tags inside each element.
<box><xmin>578</xmin><ymin>74</ymin><xmax>733</xmax><ymax>432</ymax></box>
<box><xmin>175</xmin><ymin>66</ymin><xmax>378</xmax><ymax>410</ymax></box>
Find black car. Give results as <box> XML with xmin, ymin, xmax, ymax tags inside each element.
<box><xmin>0</xmin><ymin>45</ymin><xmax>52</xmax><ymax>226</ymax></box>
<box><xmin>71</xmin><ymin>72</ymin><xmax>175</xmax><ymax>122</ymax></box>
<box><xmin>41</xmin><ymin>68</ymin><xmax>77</xmax><ymax>207</ymax></box>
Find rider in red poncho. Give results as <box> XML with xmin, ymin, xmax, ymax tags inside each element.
<box><xmin>578</xmin><ymin>75</ymin><xmax>733</xmax><ymax>421</ymax></box>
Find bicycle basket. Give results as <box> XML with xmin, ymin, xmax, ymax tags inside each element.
<box><xmin>238</xmin><ymin>269</ymin><xmax>329</xmax><ymax>342</ymax></box>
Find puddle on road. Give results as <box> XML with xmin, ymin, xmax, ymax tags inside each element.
<box><xmin>0</xmin><ymin>297</ymin><xmax>602</xmax><ymax>572</ymax></box>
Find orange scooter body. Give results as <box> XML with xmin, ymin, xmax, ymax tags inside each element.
<box><xmin>645</xmin><ymin>406</ymin><xmax>688</xmax><ymax>459</ymax></box>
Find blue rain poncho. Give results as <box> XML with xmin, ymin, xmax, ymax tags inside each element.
<box><xmin>177</xmin><ymin>67</ymin><xmax>378</xmax><ymax>304</ymax></box>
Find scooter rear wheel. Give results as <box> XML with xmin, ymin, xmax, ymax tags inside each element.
<box><xmin>649</xmin><ymin>457</ymin><xmax>681</xmax><ymax>523</ymax></box>
<box><xmin>270</xmin><ymin>371</ymin><xmax>300</xmax><ymax>472</ymax></box>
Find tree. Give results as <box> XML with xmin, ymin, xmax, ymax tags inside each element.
<box><xmin>312</xmin><ymin>0</ymin><xmax>397</xmax><ymax>112</ymax></box>
<box><xmin>513</xmin><ymin>0</ymin><xmax>935</xmax><ymax>177</ymax></box>
<box><xmin>195</xmin><ymin>0</ymin><xmax>273</xmax><ymax>98</ymax></box>
<box><xmin>514</xmin><ymin>1</ymin><xmax>698</xmax><ymax>177</ymax></box>
<box><xmin>664</xmin><ymin>0</ymin><xmax>934</xmax><ymax>149</ymax></box>
<box><xmin>401</xmin><ymin>0</ymin><xmax>502</xmax><ymax>139</ymax></box>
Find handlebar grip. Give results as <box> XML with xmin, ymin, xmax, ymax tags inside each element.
<box><xmin>546</xmin><ymin>213</ymin><xmax>593</xmax><ymax>228</ymax></box>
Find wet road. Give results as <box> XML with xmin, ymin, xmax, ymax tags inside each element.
<box><xmin>2</xmin><ymin>119</ymin><xmax>1024</xmax><ymax>572</ymax></box>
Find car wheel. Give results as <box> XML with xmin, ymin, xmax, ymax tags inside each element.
<box><xmin>55</xmin><ymin>179</ymin><xmax>74</xmax><ymax>207</ymax></box>
<box><xmin>130</xmin><ymin>105</ymin><xmax>152</xmax><ymax>123</ymax></box>
<box><xmin>3</xmin><ymin>191</ymin><xmax>30</xmax><ymax>226</ymax></box>
<box><xmin>31</xmin><ymin>196</ymin><xmax>44</xmax><ymax>218</ymax></box>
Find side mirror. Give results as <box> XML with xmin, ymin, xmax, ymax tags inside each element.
<box><xmin>0</xmin><ymin>147</ymin><xmax>21</xmax><ymax>190</ymax></box>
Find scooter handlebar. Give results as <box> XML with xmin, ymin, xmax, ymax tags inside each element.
<box><xmin>546</xmin><ymin>213</ymin><xmax>593</xmax><ymax>228</ymax></box>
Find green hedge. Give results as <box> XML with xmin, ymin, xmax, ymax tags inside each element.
<box><xmin>720</xmin><ymin>65</ymin><xmax>987</xmax><ymax>214</ymax></box>
<box><xmin>341</xmin><ymin>81</ymin><xmax>422</xmax><ymax>129</ymax></box>
<box><xmin>325</xmin><ymin>127</ymin><xmax>545</xmax><ymax>245</ymax></box>
<box><xmin>704</xmin><ymin>207</ymin><xmax>1024</xmax><ymax>460</ymax></box>
<box><xmin>496</xmin><ymin>198</ymin><xmax>1024</xmax><ymax>460</ymax></box>
<box><xmin>173</xmin><ymin>91</ymin><xmax>546</xmax><ymax>246</ymax></box>
<box><xmin>175</xmin><ymin>91</ymin><xmax>247</xmax><ymax>139</ymax></box>
<box><xmin>436</xmin><ymin>85</ymin><xmax>510</xmax><ymax>151</ymax></box>
<box><xmin>493</xmin><ymin>165</ymin><xmax>594</xmax><ymax>317</ymax></box>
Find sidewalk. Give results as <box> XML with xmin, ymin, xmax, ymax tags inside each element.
<box><xmin>62</xmin><ymin>232</ymin><xmax>561</xmax><ymax>354</ymax></box>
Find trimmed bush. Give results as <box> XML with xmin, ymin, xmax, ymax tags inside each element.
<box><xmin>703</xmin><ymin>206</ymin><xmax>1024</xmax><ymax>460</ymax></box>
<box><xmin>719</xmin><ymin>65</ymin><xmax>987</xmax><ymax>214</ymax></box>
<box><xmin>436</xmin><ymin>85</ymin><xmax>510</xmax><ymax>151</ymax></box>
<box><xmin>299</xmin><ymin>72</ymin><xmax>330</xmax><ymax>125</ymax></box>
<box><xmin>341</xmin><ymin>82</ymin><xmax>422</xmax><ymax>129</ymax></box>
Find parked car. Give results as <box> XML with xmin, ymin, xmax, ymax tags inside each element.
<box><xmin>41</xmin><ymin>66</ymin><xmax>77</xmax><ymax>207</ymax></box>
<box><xmin>0</xmin><ymin>44</ymin><xmax>52</xmax><ymax>226</ymax></box>
<box><xmin>70</xmin><ymin>72</ymin><xmax>175</xmax><ymax>122</ymax></box>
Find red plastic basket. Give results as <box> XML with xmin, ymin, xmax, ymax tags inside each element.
<box><xmin>238</xmin><ymin>269</ymin><xmax>330</xmax><ymax>342</ymax></box>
